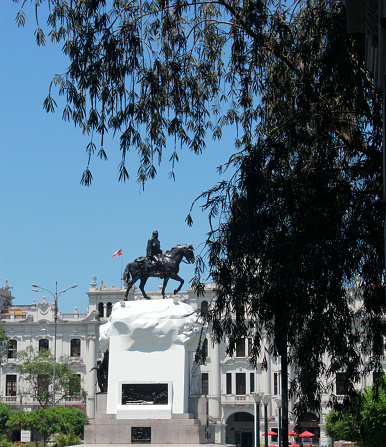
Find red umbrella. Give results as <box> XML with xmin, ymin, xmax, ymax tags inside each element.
<box><xmin>288</xmin><ymin>430</ymin><xmax>298</xmax><ymax>436</ymax></box>
<box><xmin>299</xmin><ymin>431</ymin><xmax>314</xmax><ymax>437</ymax></box>
<box><xmin>262</xmin><ymin>430</ymin><xmax>277</xmax><ymax>436</ymax></box>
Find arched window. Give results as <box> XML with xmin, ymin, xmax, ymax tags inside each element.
<box><xmin>98</xmin><ymin>302</ymin><xmax>104</xmax><ymax>318</ymax></box>
<box><xmin>71</xmin><ymin>339</ymin><xmax>81</xmax><ymax>357</ymax></box>
<box><xmin>106</xmin><ymin>302</ymin><xmax>112</xmax><ymax>317</ymax></box>
<box><xmin>7</xmin><ymin>340</ymin><xmax>17</xmax><ymax>359</ymax></box>
<box><xmin>39</xmin><ymin>339</ymin><xmax>49</xmax><ymax>352</ymax></box>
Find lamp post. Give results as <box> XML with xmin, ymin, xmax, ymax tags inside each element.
<box><xmin>262</xmin><ymin>394</ymin><xmax>271</xmax><ymax>447</ymax></box>
<box><xmin>32</xmin><ymin>282</ymin><xmax>77</xmax><ymax>406</ymax></box>
<box><xmin>252</xmin><ymin>391</ymin><xmax>263</xmax><ymax>447</ymax></box>
<box><xmin>275</xmin><ymin>397</ymin><xmax>282</xmax><ymax>447</ymax></box>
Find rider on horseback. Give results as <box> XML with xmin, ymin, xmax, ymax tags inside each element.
<box><xmin>146</xmin><ymin>231</ymin><xmax>163</xmax><ymax>273</ymax></box>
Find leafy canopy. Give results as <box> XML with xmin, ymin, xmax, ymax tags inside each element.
<box><xmin>14</xmin><ymin>0</ymin><xmax>272</xmax><ymax>185</ymax></box>
<box><xmin>14</xmin><ymin>346</ymin><xmax>87</xmax><ymax>408</ymax></box>
<box><xmin>325</xmin><ymin>375</ymin><xmax>386</xmax><ymax>447</ymax></box>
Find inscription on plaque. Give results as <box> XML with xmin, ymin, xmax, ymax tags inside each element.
<box><xmin>131</xmin><ymin>427</ymin><xmax>151</xmax><ymax>444</ymax></box>
<box><xmin>122</xmin><ymin>383</ymin><xmax>168</xmax><ymax>405</ymax></box>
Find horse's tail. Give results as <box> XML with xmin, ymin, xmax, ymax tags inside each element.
<box><xmin>123</xmin><ymin>263</ymin><xmax>131</xmax><ymax>285</ymax></box>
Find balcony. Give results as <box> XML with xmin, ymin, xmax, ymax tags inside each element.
<box><xmin>0</xmin><ymin>395</ymin><xmax>21</xmax><ymax>404</ymax></box>
<box><xmin>221</xmin><ymin>394</ymin><xmax>255</xmax><ymax>405</ymax></box>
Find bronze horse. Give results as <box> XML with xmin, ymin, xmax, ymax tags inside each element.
<box><xmin>123</xmin><ymin>244</ymin><xmax>194</xmax><ymax>300</ymax></box>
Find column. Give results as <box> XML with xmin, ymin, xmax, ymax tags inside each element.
<box><xmin>210</xmin><ymin>339</ymin><xmax>222</xmax><ymax>443</ymax></box>
<box><xmin>87</xmin><ymin>334</ymin><xmax>97</xmax><ymax>418</ymax></box>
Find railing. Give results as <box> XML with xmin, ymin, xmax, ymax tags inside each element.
<box><xmin>60</xmin><ymin>312</ymin><xmax>87</xmax><ymax>319</ymax></box>
<box><xmin>221</xmin><ymin>394</ymin><xmax>254</xmax><ymax>404</ymax></box>
<box><xmin>1</xmin><ymin>313</ymin><xmax>27</xmax><ymax>320</ymax></box>
<box><xmin>0</xmin><ymin>395</ymin><xmax>20</xmax><ymax>404</ymax></box>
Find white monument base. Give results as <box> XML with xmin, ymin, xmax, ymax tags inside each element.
<box><xmin>84</xmin><ymin>298</ymin><xmax>218</xmax><ymax>444</ymax></box>
<box><xmin>100</xmin><ymin>299</ymin><xmax>200</xmax><ymax>418</ymax></box>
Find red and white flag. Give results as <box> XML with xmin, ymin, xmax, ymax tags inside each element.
<box><xmin>111</xmin><ymin>248</ymin><xmax>122</xmax><ymax>258</ymax></box>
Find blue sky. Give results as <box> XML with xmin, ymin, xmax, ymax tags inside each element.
<box><xmin>0</xmin><ymin>2</ymin><xmax>236</xmax><ymax>312</ymax></box>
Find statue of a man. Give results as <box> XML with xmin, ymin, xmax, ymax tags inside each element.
<box><xmin>146</xmin><ymin>231</ymin><xmax>162</xmax><ymax>265</ymax></box>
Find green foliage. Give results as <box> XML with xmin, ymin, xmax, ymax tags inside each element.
<box><xmin>47</xmin><ymin>406</ymin><xmax>89</xmax><ymax>437</ymax></box>
<box><xmin>7</xmin><ymin>410</ymin><xmax>35</xmax><ymax>432</ymax></box>
<box><xmin>53</xmin><ymin>426</ymin><xmax>81</xmax><ymax>447</ymax></box>
<box><xmin>325</xmin><ymin>376</ymin><xmax>386</xmax><ymax>447</ymax></box>
<box><xmin>14</xmin><ymin>346</ymin><xmax>87</xmax><ymax>408</ymax></box>
<box><xmin>0</xmin><ymin>434</ymin><xmax>12</xmax><ymax>447</ymax></box>
<box><xmin>0</xmin><ymin>403</ymin><xmax>12</xmax><ymax>431</ymax></box>
<box><xmin>7</xmin><ymin>407</ymin><xmax>88</xmax><ymax>447</ymax></box>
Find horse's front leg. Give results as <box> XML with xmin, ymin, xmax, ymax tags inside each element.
<box><xmin>171</xmin><ymin>274</ymin><xmax>184</xmax><ymax>295</ymax></box>
<box><xmin>139</xmin><ymin>278</ymin><xmax>150</xmax><ymax>300</ymax></box>
<box><xmin>162</xmin><ymin>277</ymin><xmax>170</xmax><ymax>298</ymax></box>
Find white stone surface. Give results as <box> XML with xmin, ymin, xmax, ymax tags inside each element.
<box><xmin>101</xmin><ymin>299</ymin><xmax>201</xmax><ymax>417</ymax></box>
<box><xmin>100</xmin><ymin>299</ymin><xmax>201</xmax><ymax>351</ymax></box>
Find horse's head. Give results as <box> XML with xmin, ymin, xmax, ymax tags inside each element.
<box><xmin>182</xmin><ymin>244</ymin><xmax>194</xmax><ymax>264</ymax></box>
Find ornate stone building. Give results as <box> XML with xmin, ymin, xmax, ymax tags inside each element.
<box><xmin>0</xmin><ymin>279</ymin><xmax>382</xmax><ymax>446</ymax></box>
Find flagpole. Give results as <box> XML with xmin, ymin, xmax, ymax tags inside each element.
<box><xmin>121</xmin><ymin>254</ymin><xmax>123</xmax><ymax>288</ymax></box>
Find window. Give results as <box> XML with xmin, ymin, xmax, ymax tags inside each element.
<box><xmin>98</xmin><ymin>302</ymin><xmax>104</xmax><ymax>318</ymax></box>
<box><xmin>248</xmin><ymin>338</ymin><xmax>253</xmax><ymax>357</ymax></box>
<box><xmin>226</xmin><ymin>373</ymin><xmax>232</xmax><ymax>394</ymax></box>
<box><xmin>202</xmin><ymin>338</ymin><xmax>208</xmax><ymax>359</ymax></box>
<box><xmin>38</xmin><ymin>379</ymin><xmax>49</xmax><ymax>396</ymax></box>
<box><xmin>106</xmin><ymin>302</ymin><xmax>112</xmax><ymax>318</ymax></box>
<box><xmin>336</xmin><ymin>372</ymin><xmax>348</xmax><ymax>395</ymax></box>
<box><xmin>274</xmin><ymin>372</ymin><xmax>280</xmax><ymax>395</ymax></box>
<box><xmin>200</xmin><ymin>300</ymin><xmax>208</xmax><ymax>317</ymax></box>
<box><xmin>39</xmin><ymin>339</ymin><xmax>49</xmax><ymax>352</ymax></box>
<box><xmin>236</xmin><ymin>373</ymin><xmax>246</xmax><ymax>395</ymax></box>
<box><xmin>202</xmin><ymin>373</ymin><xmax>209</xmax><ymax>395</ymax></box>
<box><xmin>250</xmin><ymin>372</ymin><xmax>255</xmax><ymax>393</ymax></box>
<box><xmin>271</xmin><ymin>428</ymin><xmax>278</xmax><ymax>443</ymax></box>
<box><xmin>236</xmin><ymin>339</ymin><xmax>246</xmax><ymax>357</ymax></box>
<box><xmin>373</xmin><ymin>334</ymin><xmax>384</xmax><ymax>356</ymax></box>
<box><xmin>6</xmin><ymin>375</ymin><xmax>16</xmax><ymax>396</ymax></box>
<box><xmin>71</xmin><ymin>339</ymin><xmax>81</xmax><ymax>357</ymax></box>
<box><xmin>7</xmin><ymin>340</ymin><xmax>17</xmax><ymax>359</ymax></box>
<box><xmin>69</xmin><ymin>374</ymin><xmax>81</xmax><ymax>398</ymax></box>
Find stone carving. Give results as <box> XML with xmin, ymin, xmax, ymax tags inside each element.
<box><xmin>190</xmin><ymin>361</ymin><xmax>201</xmax><ymax>396</ymax></box>
<box><xmin>99</xmin><ymin>299</ymin><xmax>201</xmax><ymax>352</ymax></box>
<box><xmin>123</xmin><ymin>243</ymin><xmax>194</xmax><ymax>300</ymax></box>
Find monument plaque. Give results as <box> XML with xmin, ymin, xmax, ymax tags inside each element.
<box><xmin>131</xmin><ymin>427</ymin><xmax>151</xmax><ymax>444</ymax></box>
<box><xmin>122</xmin><ymin>383</ymin><xmax>168</xmax><ymax>405</ymax></box>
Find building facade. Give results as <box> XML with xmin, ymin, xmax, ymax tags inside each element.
<box><xmin>0</xmin><ymin>278</ymin><xmax>382</xmax><ymax>446</ymax></box>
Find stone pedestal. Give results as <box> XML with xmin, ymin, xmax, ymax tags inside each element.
<box><xmin>84</xmin><ymin>298</ymin><xmax>214</xmax><ymax>444</ymax></box>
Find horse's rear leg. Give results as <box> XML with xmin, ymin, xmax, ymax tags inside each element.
<box><xmin>124</xmin><ymin>281</ymin><xmax>135</xmax><ymax>301</ymax></box>
<box><xmin>162</xmin><ymin>277</ymin><xmax>170</xmax><ymax>298</ymax></box>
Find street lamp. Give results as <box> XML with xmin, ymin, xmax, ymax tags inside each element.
<box><xmin>262</xmin><ymin>394</ymin><xmax>271</xmax><ymax>447</ymax></box>
<box><xmin>252</xmin><ymin>391</ymin><xmax>263</xmax><ymax>447</ymax></box>
<box><xmin>275</xmin><ymin>397</ymin><xmax>282</xmax><ymax>447</ymax></box>
<box><xmin>32</xmin><ymin>282</ymin><xmax>77</xmax><ymax>406</ymax></box>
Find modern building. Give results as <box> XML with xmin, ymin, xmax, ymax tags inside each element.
<box><xmin>0</xmin><ymin>278</ymin><xmax>382</xmax><ymax>446</ymax></box>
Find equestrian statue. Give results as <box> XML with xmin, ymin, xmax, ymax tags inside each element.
<box><xmin>123</xmin><ymin>231</ymin><xmax>194</xmax><ymax>300</ymax></box>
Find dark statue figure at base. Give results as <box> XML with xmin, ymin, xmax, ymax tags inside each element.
<box><xmin>123</xmin><ymin>231</ymin><xmax>194</xmax><ymax>300</ymax></box>
<box><xmin>91</xmin><ymin>350</ymin><xmax>109</xmax><ymax>393</ymax></box>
